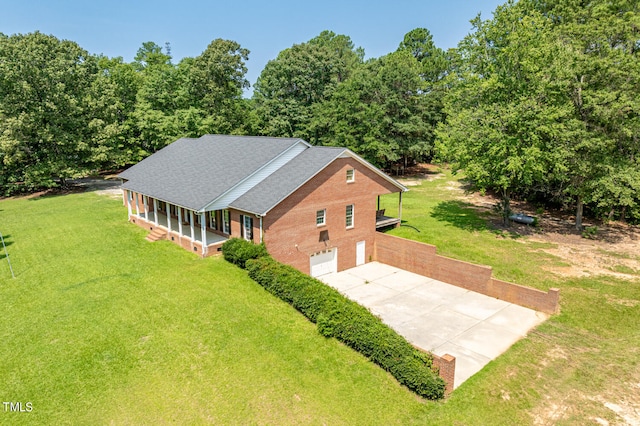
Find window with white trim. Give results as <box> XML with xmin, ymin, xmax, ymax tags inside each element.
<box><xmin>346</xmin><ymin>204</ymin><xmax>354</xmax><ymax>228</ymax></box>
<box><xmin>222</xmin><ymin>210</ymin><xmax>231</xmax><ymax>234</ymax></box>
<box><xmin>209</xmin><ymin>211</ymin><xmax>217</xmax><ymax>230</ymax></box>
<box><xmin>316</xmin><ymin>209</ymin><xmax>326</xmax><ymax>226</ymax></box>
<box><xmin>346</xmin><ymin>169</ymin><xmax>355</xmax><ymax>182</ymax></box>
<box><xmin>242</xmin><ymin>215</ymin><xmax>253</xmax><ymax>241</ymax></box>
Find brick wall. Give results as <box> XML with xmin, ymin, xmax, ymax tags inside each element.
<box><xmin>264</xmin><ymin>158</ymin><xmax>400</xmax><ymax>274</ymax></box>
<box><xmin>229</xmin><ymin>209</ymin><xmax>261</xmax><ymax>244</ymax></box>
<box><xmin>374</xmin><ymin>233</ymin><xmax>559</xmax><ymax>314</ymax></box>
<box><xmin>431</xmin><ymin>353</ymin><xmax>456</xmax><ymax>395</ymax></box>
<box><xmin>129</xmin><ymin>215</ymin><xmax>223</xmax><ymax>257</ymax></box>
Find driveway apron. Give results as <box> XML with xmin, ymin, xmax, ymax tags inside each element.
<box><xmin>320</xmin><ymin>262</ymin><xmax>548</xmax><ymax>388</ymax></box>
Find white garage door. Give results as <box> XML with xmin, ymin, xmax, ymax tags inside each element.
<box><xmin>310</xmin><ymin>248</ymin><xmax>338</xmax><ymax>277</ymax></box>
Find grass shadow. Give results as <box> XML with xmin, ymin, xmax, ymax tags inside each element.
<box><xmin>430</xmin><ymin>200</ymin><xmax>490</xmax><ymax>232</ymax></box>
<box><xmin>0</xmin><ymin>233</ymin><xmax>13</xmax><ymax>260</ymax></box>
<box><xmin>431</xmin><ymin>200</ymin><xmax>526</xmax><ymax>239</ymax></box>
<box><xmin>63</xmin><ymin>274</ymin><xmax>134</xmax><ymax>291</ymax></box>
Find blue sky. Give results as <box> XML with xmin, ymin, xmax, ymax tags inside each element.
<box><xmin>0</xmin><ymin>0</ymin><xmax>505</xmax><ymax>94</ymax></box>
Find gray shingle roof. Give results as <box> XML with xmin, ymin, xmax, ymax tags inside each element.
<box><xmin>119</xmin><ymin>135</ymin><xmax>305</xmax><ymax>211</ymax></box>
<box><xmin>229</xmin><ymin>147</ymin><xmax>347</xmax><ymax>215</ymax></box>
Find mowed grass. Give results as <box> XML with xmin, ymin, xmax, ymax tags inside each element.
<box><xmin>0</xmin><ymin>193</ymin><xmax>432</xmax><ymax>425</ymax></box>
<box><xmin>2</xmin><ymin>175</ymin><xmax>639</xmax><ymax>425</ymax></box>
<box><xmin>381</xmin><ymin>171</ymin><xmax>640</xmax><ymax>425</ymax></box>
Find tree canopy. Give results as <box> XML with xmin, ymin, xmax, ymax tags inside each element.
<box><xmin>437</xmin><ymin>0</ymin><xmax>640</xmax><ymax>226</ymax></box>
<box><xmin>1</xmin><ymin>6</ymin><xmax>638</xmax><ymax>226</ymax></box>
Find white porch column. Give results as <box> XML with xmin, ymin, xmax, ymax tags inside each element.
<box><xmin>135</xmin><ymin>193</ymin><xmax>141</xmax><ymax>217</ymax></box>
<box><xmin>178</xmin><ymin>207</ymin><xmax>183</xmax><ymax>236</ymax></box>
<box><xmin>189</xmin><ymin>210</ymin><xmax>195</xmax><ymax>241</ymax></box>
<box><xmin>153</xmin><ymin>198</ymin><xmax>159</xmax><ymax>226</ymax></box>
<box><xmin>143</xmin><ymin>196</ymin><xmax>149</xmax><ymax>220</ymax></box>
<box><xmin>398</xmin><ymin>192</ymin><xmax>403</xmax><ymax>222</ymax></box>
<box><xmin>201</xmin><ymin>213</ymin><xmax>207</xmax><ymax>255</ymax></box>
<box><xmin>126</xmin><ymin>190</ymin><xmax>132</xmax><ymax>217</ymax></box>
<box><xmin>167</xmin><ymin>204</ymin><xmax>172</xmax><ymax>233</ymax></box>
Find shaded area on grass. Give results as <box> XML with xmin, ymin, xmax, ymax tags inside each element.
<box><xmin>430</xmin><ymin>200</ymin><xmax>490</xmax><ymax>232</ymax></box>
<box><xmin>0</xmin><ymin>233</ymin><xmax>13</xmax><ymax>261</ymax></box>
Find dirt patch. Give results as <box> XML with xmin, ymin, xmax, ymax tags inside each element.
<box><xmin>396</xmin><ymin>163</ymin><xmax>445</xmax><ymax>187</ymax></box>
<box><xmin>2</xmin><ymin>174</ymin><xmax>123</xmax><ymax>201</ymax></box>
<box><xmin>413</xmin><ymin>167</ymin><xmax>640</xmax><ymax>280</ymax></box>
<box><xmin>69</xmin><ymin>177</ymin><xmax>123</xmax><ymax>199</ymax></box>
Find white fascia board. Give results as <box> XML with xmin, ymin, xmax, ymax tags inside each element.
<box><xmin>120</xmin><ymin>185</ymin><xmax>194</xmax><ymax>212</ymax></box>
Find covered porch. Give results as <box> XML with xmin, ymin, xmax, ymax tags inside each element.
<box><xmin>375</xmin><ymin>192</ymin><xmax>403</xmax><ymax>230</ymax></box>
<box><xmin>124</xmin><ymin>189</ymin><xmax>229</xmax><ymax>257</ymax></box>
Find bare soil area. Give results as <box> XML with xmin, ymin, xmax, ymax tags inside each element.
<box><xmin>400</xmin><ymin>164</ymin><xmax>640</xmax><ymax>280</ymax></box>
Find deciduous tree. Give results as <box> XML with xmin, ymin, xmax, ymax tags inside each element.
<box><xmin>0</xmin><ymin>32</ymin><xmax>98</xmax><ymax>193</ymax></box>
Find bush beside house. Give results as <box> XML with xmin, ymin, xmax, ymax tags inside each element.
<box><xmin>221</xmin><ymin>238</ymin><xmax>445</xmax><ymax>400</ymax></box>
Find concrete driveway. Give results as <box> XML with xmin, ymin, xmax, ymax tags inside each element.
<box><xmin>319</xmin><ymin>262</ymin><xmax>548</xmax><ymax>388</ymax></box>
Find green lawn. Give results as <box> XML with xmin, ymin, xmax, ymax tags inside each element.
<box><xmin>0</xmin><ymin>193</ymin><xmax>430</xmax><ymax>424</ymax></box>
<box><xmin>1</xmin><ymin>176</ymin><xmax>639</xmax><ymax>424</ymax></box>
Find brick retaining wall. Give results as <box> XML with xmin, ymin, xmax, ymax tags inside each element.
<box><xmin>129</xmin><ymin>215</ymin><xmax>223</xmax><ymax>257</ymax></box>
<box><xmin>374</xmin><ymin>233</ymin><xmax>559</xmax><ymax>314</ymax></box>
<box><xmin>431</xmin><ymin>353</ymin><xmax>456</xmax><ymax>395</ymax></box>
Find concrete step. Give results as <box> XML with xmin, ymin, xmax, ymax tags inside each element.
<box><xmin>145</xmin><ymin>228</ymin><xmax>166</xmax><ymax>242</ymax></box>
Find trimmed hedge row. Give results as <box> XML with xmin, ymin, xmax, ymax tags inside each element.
<box><xmin>221</xmin><ymin>238</ymin><xmax>268</xmax><ymax>269</ymax></box>
<box><xmin>222</xmin><ymin>239</ymin><xmax>445</xmax><ymax>399</ymax></box>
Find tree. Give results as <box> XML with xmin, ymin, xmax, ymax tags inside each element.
<box><xmin>187</xmin><ymin>38</ymin><xmax>250</xmax><ymax>134</ymax></box>
<box><xmin>438</xmin><ymin>0</ymin><xmax>640</xmax><ymax>227</ymax></box>
<box><xmin>436</xmin><ymin>6</ymin><xmax>571</xmax><ymax>224</ymax></box>
<box><xmin>253</xmin><ymin>31</ymin><xmax>363</xmax><ymax>142</ymax></box>
<box><xmin>129</xmin><ymin>38</ymin><xmax>251</xmax><ymax>157</ymax></box>
<box><xmin>88</xmin><ymin>56</ymin><xmax>142</xmax><ymax>167</ymax></box>
<box><xmin>133</xmin><ymin>41</ymin><xmax>171</xmax><ymax>69</ymax></box>
<box><xmin>398</xmin><ymin>27</ymin><xmax>449</xmax><ymax>84</ymax></box>
<box><xmin>0</xmin><ymin>32</ymin><xmax>98</xmax><ymax>193</ymax></box>
<box><xmin>526</xmin><ymin>0</ymin><xmax>640</xmax><ymax>228</ymax></box>
<box><xmin>313</xmin><ymin>48</ymin><xmax>443</xmax><ymax>169</ymax></box>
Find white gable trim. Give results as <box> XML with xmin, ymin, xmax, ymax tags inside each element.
<box><xmin>200</xmin><ymin>140</ymin><xmax>310</xmax><ymax>212</ymax></box>
<box><xmin>338</xmin><ymin>150</ymin><xmax>408</xmax><ymax>193</ymax></box>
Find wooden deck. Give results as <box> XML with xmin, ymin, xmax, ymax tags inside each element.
<box><xmin>376</xmin><ymin>215</ymin><xmax>401</xmax><ymax>230</ymax></box>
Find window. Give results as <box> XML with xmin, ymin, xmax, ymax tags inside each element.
<box><xmin>222</xmin><ymin>210</ymin><xmax>231</xmax><ymax>234</ymax></box>
<box><xmin>242</xmin><ymin>215</ymin><xmax>253</xmax><ymax>241</ymax></box>
<box><xmin>209</xmin><ymin>211</ymin><xmax>217</xmax><ymax>230</ymax></box>
<box><xmin>346</xmin><ymin>204</ymin><xmax>354</xmax><ymax>228</ymax></box>
<box><xmin>316</xmin><ymin>209</ymin><xmax>326</xmax><ymax>226</ymax></box>
<box><xmin>346</xmin><ymin>169</ymin><xmax>355</xmax><ymax>182</ymax></box>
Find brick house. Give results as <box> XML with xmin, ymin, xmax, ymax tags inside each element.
<box><xmin>119</xmin><ymin>134</ymin><xmax>407</xmax><ymax>276</ymax></box>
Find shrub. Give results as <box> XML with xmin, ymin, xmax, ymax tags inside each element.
<box><xmin>221</xmin><ymin>238</ymin><xmax>268</xmax><ymax>268</ymax></box>
<box><xmin>582</xmin><ymin>225</ymin><xmax>598</xmax><ymax>239</ymax></box>
<box><xmin>245</xmin><ymin>256</ymin><xmax>445</xmax><ymax>400</ymax></box>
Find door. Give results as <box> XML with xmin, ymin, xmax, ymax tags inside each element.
<box><xmin>310</xmin><ymin>248</ymin><xmax>338</xmax><ymax>277</ymax></box>
<box><xmin>356</xmin><ymin>241</ymin><xmax>365</xmax><ymax>266</ymax></box>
